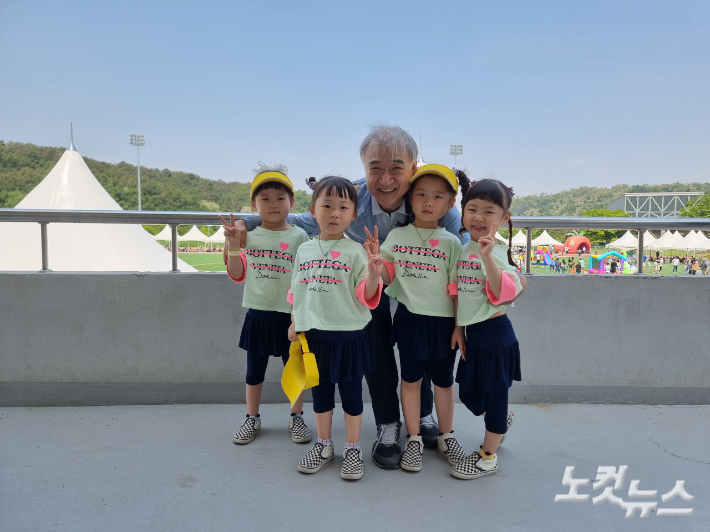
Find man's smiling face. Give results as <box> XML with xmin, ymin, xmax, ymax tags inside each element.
<box><xmin>363</xmin><ymin>144</ymin><xmax>417</xmax><ymax>213</ymax></box>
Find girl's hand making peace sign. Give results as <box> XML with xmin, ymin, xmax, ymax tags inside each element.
<box><xmin>363</xmin><ymin>226</ymin><xmax>380</xmax><ymax>257</ymax></box>
<box><xmin>218</xmin><ymin>214</ymin><xmax>245</xmax><ymax>249</ymax></box>
<box><xmin>478</xmin><ymin>222</ymin><xmax>498</xmax><ymax>257</ymax></box>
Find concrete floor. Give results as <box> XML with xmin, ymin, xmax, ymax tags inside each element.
<box><xmin>1</xmin><ymin>403</ymin><xmax>708</xmax><ymax>532</ymax></box>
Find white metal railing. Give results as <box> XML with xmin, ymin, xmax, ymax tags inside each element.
<box><xmin>1</xmin><ymin>209</ymin><xmax>709</xmax><ymax>273</ymax></box>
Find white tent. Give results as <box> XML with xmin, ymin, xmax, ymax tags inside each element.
<box><xmin>0</xmin><ymin>145</ymin><xmax>195</xmax><ymax>272</ymax></box>
<box><xmin>178</xmin><ymin>226</ymin><xmax>207</xmax><ymax>243</ymax></box>
<box><xmin>532</xmin><ymin>230</ymin><xmax>563</xmax><ymax>247</ymax></box>
<box><xmin>606</xmin><ymin>230</ymin><xmax>638</xmax><ymax>250</ymax></box>
<box><xmin>511</xmin><ymin>230</ymin><xmax>528</xmax><ymax>246</ymax></box>
<box><xmin>642</xmin><ymin>230</ymin><xmax>657</xmax><ymax>245</ymax></box>
<box><xmin>205</xmin><ymin>226</ymin><xmax>225</xmax><ymax>243</ymax></box>
<box><xmin>678</xmin><ymin>231</ymin><xmax>710</xmax><ymax>251</ymax></box>
<box><xmin>153</xmin><ymin>225</ymin><xmax>173</xmax><ymax>241</ymax></box>
<box><xmin>494</xmin><ymin>231</ymin><xmax>507</xmax><ymax>243</ymax></box>
<box><xmin>649</xmin><ymin>230</ymin><xmax>684</xmax><ymax>250</ymax></box>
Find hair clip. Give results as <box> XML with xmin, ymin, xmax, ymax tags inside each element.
<box><xmin>305</xmin><ymin>177</ymin><xmax>317</xmax><ymax>190</ymax></box>
<box><xmin>253</xmin><ymin>161</ymin><xmax>289</xmax><ymax>176</ymax></box>
<box><xmin>509</xmin><ymin>186</ymin><xmax>515</xmax><ymax>197</ymax></box>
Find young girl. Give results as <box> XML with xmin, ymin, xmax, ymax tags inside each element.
<box><xmin>288</xmin><ymin>176</ymin><xmax>383</xmax><ymax>481</ymax></box>
<box><xmin>221</xmin><ymin>164</ymin><xmax>311</xmax><ymax>446</ymax></box>
<box><xmin>366</xmin><ymin>164</ymin><xmax>469</xmax><ymax>473</ymax></box>
<box><xmin>450</xmin><ymin>179</ymin><xmax>523</xmax><ymax>480</ymax></box>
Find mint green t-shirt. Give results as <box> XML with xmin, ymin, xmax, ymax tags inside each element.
<box><xmin>291</xmin><ymin>238</ymin><xmax>373</xmax><ymax>332</ymax></box>
<box><xmin>239</xmin><ymin>225</ymin><xmax>309</xmax><ymax>314</ymax></box>
<box><xmin>380</xmin><ymin>225</ymin><xmax>462</xmax><ymax>317</ymax></box>
<box><xmin>456</xmin><ymin>241</ymin><xmax>523</xmax><ymax>326</ymax></box>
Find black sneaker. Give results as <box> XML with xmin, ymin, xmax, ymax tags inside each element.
<box><xmin>400</xmin><ymin>435</ymin><xmax>424</xmax><ymax>472</ymax></box>
<box><xmin>341</xmin><ymin>447</ymin><xmax>364</xmax><ymax>480</ymax></box>
<box><xmin>371</xmin><ymin>421</ymin><xmax>402</xmax><ymax>470</ymax></box>
<box><xmin>298</xmin><ymin>443</ymin><xmax>334</xmax><ymax>474</ymax></box>
<box><xmin>233</xmin><ymin>415</ymin><xmax>261</xmax><ymax>445</ymax></box>
<box><xmin>419</xmin><ymin>414</ymin><xmax>439</xmax><ymax>448</ymax></box>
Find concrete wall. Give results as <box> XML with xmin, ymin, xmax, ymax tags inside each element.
<box><xmin>1</xmin><ymin>272</ymin><xmax>709</xmax><ymax>406</ymax></box>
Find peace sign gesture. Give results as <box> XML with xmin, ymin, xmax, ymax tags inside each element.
<box><xmin>478</xmin><ymin>222</ymin><xmax>497</xmax><ymax>257</ymax></box>
<box><xmin>218</xmin><ymin>213</ymin><xmax>246</xmax><ymax>249</ymax></box>
<box><xmin>363</xmin><ymin>226</ymin><xmax>380</xmax><ymax>257</ymax></box>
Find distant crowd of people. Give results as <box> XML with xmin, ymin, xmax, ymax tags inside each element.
<box><xmin>643</xmin><ymin>253</ymin><xmax>708</xmax><ymax>275</ymax></box>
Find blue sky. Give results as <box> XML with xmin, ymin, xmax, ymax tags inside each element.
<box><xmin>1</xmin><ymin>0</ymin><xmax>708</xmax><ymax>196</ymax></box>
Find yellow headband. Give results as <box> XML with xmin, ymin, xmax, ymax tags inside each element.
<box><xmin>410</xmin><ymin>164</ymin><xmax>458</xmax><ymax>194</ymax></box>
<box><xmin>250</xmin><ymin>171</ymin><xmax>295</xmax><ymax>200</ymax></box>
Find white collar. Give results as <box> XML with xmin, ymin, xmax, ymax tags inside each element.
<box><xmin>371</xmin><ymin>195</ymin><xmax>407</xmax><ymax>217</ymax></box>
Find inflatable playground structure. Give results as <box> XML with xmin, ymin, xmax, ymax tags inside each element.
<box><xmin>532</xmin><ymin>235</ymin><xmax>634</xmax><ymax>274</ymax></box>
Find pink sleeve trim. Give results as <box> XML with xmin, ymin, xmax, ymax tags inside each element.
<box><xmin>383</xmin><ymin>261</ymin><xmax>395</xmax><ymax>284</ymax></box>
<box><xmin>447</xmin><ymin>283</ymin><xmax>458</xmax><ymax>297</ymax></box>
<box><xmin>355</xmin><ymin>278</ymin><xmax>383</xmax><ymax>309</ymax></box>
<box><xmin>226</xmin><ymin>253</ymin><xmax>247</xmax><ymax>283</ymax></box>
<box><xmin>287</xmin><ymin>289</ymin><xmax>294</xmax><ymax>305</ymax></box>
<box><xmin>485</xmin><ymin>273</ymin><xmax>517</xmax><ymax>305</ymax></box>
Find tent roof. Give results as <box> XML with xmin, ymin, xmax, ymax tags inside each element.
<box><xmin>677</xmin><ymin>230</ymin><xmax>710</xmax><ymax>250</ymax></box>
<box><xmin>178</xmin><ymin>226</ymin><xmax>207</xmax><ymax>243</ymax></box>
<box><xmin>494</xmin><ymin>231</ymin><xmax>507</xmax><ymax>243</ymax></box>
<box><xmin>511</xmin><ymin>230</ymin><xmax>528</xmax><ymax>246</ymax></box>
<box><xmin>205</xmin><ymin>226</ymin><xmax>225</xmax><ymax>243</ymax></box>
<box><xmin>532</xmin><ymin>230</ymin><xmax>563</xmax><ymax>246</ymax></box>
<box><xmin>648</xmin><ymin>230</ymin><xmax>684</xmax><ymax>250</ymax></box>
<box><xmin>0</xmin><ymin>148</ymin><xmax>195</xmax><ymax>272</ymax></box>
<box><xmin>153</xmin><ymin>225</ymin><xmax>173</xmax><ymax>241</ymax></box>
<box><xmin>605</xmin><ymin>230</ymin><xmax>638</xmax><ymax>250</ymax></box>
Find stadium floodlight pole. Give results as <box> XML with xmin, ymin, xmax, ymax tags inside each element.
<box><xmin>449</xmin><ymin>144</ymin><xmax>463</xmax><ymax>168</ymax></box>
<box><xmin>129</xmin><ymin>134</ymin><xmax>145</xmax><ymax>210</ymax></box>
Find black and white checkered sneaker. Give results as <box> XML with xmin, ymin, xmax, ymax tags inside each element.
<box><xmin>400</xmin><ymin>435</ymin><xmax>424</xmax><ymax>472</ymax></box>
<box><xmin>233</xmin><ymin>415</ymin><xmax>261</xmax><ymax>445</ymax></box>
<box><xmin>437</xmin><ymin>432</ymin><xmax>467</xmax><ymax>465</ymax></box>
<box><xmin>499</xmin><ymin>410</ymin><xmax>515</xmax><ymax>445</ymax></box>
<box><xmin>297</xmin><ymin>442</ymin><xmax>334</xmax><ymax>474</ymax></box>
<box><xmin>288</xmin><ymin>414</ymin><xmax>312</xmax><ymax>444</ymax></box>
<box><xmin>341</xmin><ymin>447</ymin><xmax>364</xmax><ymax>480</ymax></box>
<box><xmin>450</xmin><ymin>448</ymin><xmax>498</xmax><ymax>480</ymax></box>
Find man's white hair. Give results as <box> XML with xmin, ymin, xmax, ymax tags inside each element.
<box><xmin>359</xmin><ymin>123</ymin><xmax>418</xmax><ymax>162</ymax></box>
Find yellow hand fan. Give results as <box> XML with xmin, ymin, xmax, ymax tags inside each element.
<box><xmin>281</xmin><ymin>332</ymin><xmax>320</xmax><ymax>406</ymax></box>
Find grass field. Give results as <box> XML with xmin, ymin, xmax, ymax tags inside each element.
<box><xmin>178</xmin><ymin>252</ymin><xmax>226</xmax><ymax>271</ymax></box>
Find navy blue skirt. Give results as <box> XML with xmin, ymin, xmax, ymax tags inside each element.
<box><xmin>456</xmin><ymin>314</ymin><xmax>521</xmax><ymax>393</ymax></box>
<box><xmin>392</xmin><ymin>302</ymin><xmax>456</xmax><ymax>361</ymax></box>
<box><xmin>239</xmin><ymin>309</ymin><xmax>292</xmax><ymax>357</ymax></box>
<box><xmin>304</xmin><ymin>328</ymin><xmax>371</xmax><ymax>385</ymax></box>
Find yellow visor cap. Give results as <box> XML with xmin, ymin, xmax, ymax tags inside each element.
<box><xmin>250</xmin><ymin>171</ymin><xmax>295</xmax><ymax>200</ymax></box>
<box><xmin>410</xmin><ymin>164</ymin><xmax>458</xmax><ymax>194</ymax></box>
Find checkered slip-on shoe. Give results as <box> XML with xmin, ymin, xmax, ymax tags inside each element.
<box><xmin>437</xmin><ymin>432</ymin><xmax>467</xmax><ymax>465</ymax></box>
<box><xmin>400</xmin><ymin>435</ymin><xmax>424</xmax><ymax>472</ymax></box>
<box><xmin>341</xmin><ymin>447</ymin><xmax>364</xmax><ymax>480</ymax></box>
<box><xmin>450</xmin><ymin>449</ymin><xmax>498</xmax><ymax>480</ymax></box>
<box><xmin>297</xmin><ymin>443</ymin><xmax>334</xmax><ymax>474</ymax></box>
<box><xmin>288</xmin><ymin>414</ymin><xmax>312</xmax><ymax>444</ymax></box>
<box><xmin>499</xmin><ymin>411</ymin><xmax>515</xmax><ymax>445</ymax></box>
<box><xmin>233</xmin><ymin>415</ymin><xmax>261</xmax><ymax>445</ymax></box>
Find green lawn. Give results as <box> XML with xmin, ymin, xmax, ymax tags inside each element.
<box><xmin>178</xmin><ymin>252</ymin><xmax>227</xmax><ymax>271</ymax></box>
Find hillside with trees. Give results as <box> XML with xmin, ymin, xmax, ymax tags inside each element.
<box><xmin>2</xmin><ymin>141</ymin><xmax>709</xmax><ymax>234</ymax></box>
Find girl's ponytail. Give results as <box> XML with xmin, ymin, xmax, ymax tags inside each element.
<box><xmin>507</xmin><ymin>218</ymin><xmax>517</xmax><ymax>267</ymax></box>
<box><xmin>456</xmin><ymin>169</ymin><xmax>471</xmax><ymax>202</ymax></box>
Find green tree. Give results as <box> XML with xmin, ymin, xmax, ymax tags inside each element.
<box><xmin>680</xmin><ymin>194</ymin><xmax>710</xmax><ymax>218</ymax></box>
<box><xmin>581</xmin><ymin>209</ymin><xmax>630</xmax><ymax>243</ymax></box>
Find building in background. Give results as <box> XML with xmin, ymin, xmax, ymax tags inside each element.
<box><xmin>607</xmin><ymin>192</ymin><xmax>703</xmax><ymax>218</ymax></box>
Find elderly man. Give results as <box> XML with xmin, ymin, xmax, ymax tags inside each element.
<box><xmin>235</xmin><ymin>124</ymin><xmax>526</xmax><ymax>469</ymax></box>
